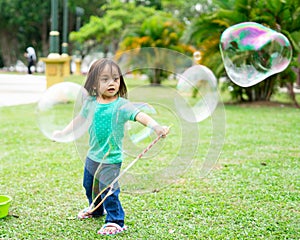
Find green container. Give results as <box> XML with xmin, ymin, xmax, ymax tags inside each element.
<box><xmin>0</xmin><ymin>195</ymin><xmax>12</xmax><ymax>218</ymax></box>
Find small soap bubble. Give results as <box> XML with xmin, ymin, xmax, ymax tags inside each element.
<box><xmin>220</xmin><ymin>22</ymin><xmax>292</xmax><ymax>87</ymax></box>
<box><xmin>176</xmin><ymin>65</ymin><xmax>218</xmax><ymax>123</ymax></box>
<box><xmin>193</xmin><ymin>51</ymin><xmax>201</xmax><ymax>62</ymax></box>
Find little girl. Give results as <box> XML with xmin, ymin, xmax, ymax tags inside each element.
<box><xmin>55</xmin><ymin>58</ymin><xmax>169</xmax><ymax>235</ymax></box>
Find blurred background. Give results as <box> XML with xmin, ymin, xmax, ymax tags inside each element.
<box><xmin>0</xmin><ymin>0</ymin><xmax>299</xmax><ymax>105</ymax></box>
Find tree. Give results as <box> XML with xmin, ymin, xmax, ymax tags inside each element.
<box><xmin>0</xmin><ymin>0</ymin><xmax>101</xmax><ymax>68</ymax></box>
<box><xmin>118</xmin><ymin>12</ymin><xmax>194</xmax><ymax>84</ymax></box>
<box><xmin>0</xmin><ymin>0</ymin><xmax>51</xmax><ymax>66</ymax></box>
<box><xmin>136</xmin><ymin>0</ymin><xmax>162</xmax><ymax>10</ymax></box>
<box><xmin>162</xmin><ymin>0</ymin><xmax>215</xmax><ymax>23</ymax></box>
<box><xmin>70</xmin><ymin>1</ymin><xmax>197</xmax><ymax>84</ymax></box>
<box><xmin>69</xmin><ymin>2</ymin><xmax>157</xmax><ymax>58</ymax></box>
<box><xmin>183</xmin><ymin>0</ymin><xmax>300</xmax><ymax>106</ymax></box>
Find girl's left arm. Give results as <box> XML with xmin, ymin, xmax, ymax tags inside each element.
<box><xmin>135</xmin><ymin>112</ymin><xmax>169</xmax><ymax>137</ymax></box>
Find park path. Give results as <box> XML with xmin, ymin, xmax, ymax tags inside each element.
<box><xmin>0</xmin><ymin>73</ymin><xmax>46</xmax><ymax>107</ymax></box>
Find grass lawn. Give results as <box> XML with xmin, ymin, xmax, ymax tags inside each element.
<box><xmin>0</xmin><ymin>77</ymin><xmax>299</xmax><ymax>239</ymax></box>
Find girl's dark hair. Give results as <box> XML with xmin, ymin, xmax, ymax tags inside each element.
<box><xmin>84</xmin><ymin>58</ymin><xmax>127</xmax><ymax>98</ymax></box>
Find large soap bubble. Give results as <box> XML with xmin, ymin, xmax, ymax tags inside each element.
<box><xmin>74</xmin><ymin>48</ymin><xmax>226</xmax><ymax>194</ymax></box>
<box><xmin>117</xmin><ymin>85</ymin><xmax>200</xmax><ymax>193</ymax></box>
<box><xmin>115</xmin><ymin>47</ymin><xmax>193</xmax><ymax>77</ymax></box>
<box><xmin>36</xmin><ymin>82</ymin><xmax>91</xmax><ymax>142</ymax></box>
<box><xmin>220</xmin><ymin>22</ymin><xmax>292</xmax><ymax>87</ymax></box>
<box><xmin>175</xmin><ymin>65</ymin><xmax>218</xmax><ymax>123</ymax></box>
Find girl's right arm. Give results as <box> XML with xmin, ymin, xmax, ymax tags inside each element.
<box><xmin>135</xmin><ymin>112</ymin><xmax>169</xmax><ymax>137</ymax></box>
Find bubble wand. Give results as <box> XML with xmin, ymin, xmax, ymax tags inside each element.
<box><xmin>87</xmin><ymin>128</ymin><xmax>169</xmax><ymax>214</ymax></box>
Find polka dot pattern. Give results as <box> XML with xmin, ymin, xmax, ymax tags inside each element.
<box><xmin>84</xmin><ymin>98</ymin><xmax>139</xmax><ymax>163</ymax></box>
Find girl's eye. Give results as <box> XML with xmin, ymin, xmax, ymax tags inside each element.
<box><xmin>99</xmin><ymin>77</ymin><xmax>119</xmax><ymax>82</ymax></box>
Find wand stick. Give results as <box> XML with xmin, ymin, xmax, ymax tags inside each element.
<box><xmin>88</xmin><ymin>133</ymin><xmax>164</xmax><ymax>214</ymax></box>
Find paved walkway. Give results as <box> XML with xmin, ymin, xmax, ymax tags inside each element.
<box><xmin>0</xmin><ymin>74</ymin><xmax>46</xmax><ymax>107</ymax></box>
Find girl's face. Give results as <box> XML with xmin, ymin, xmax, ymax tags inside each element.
<box><xmin>96</xmin><ymin>64</ymin><xmax>121</xmax><ymax>101</ymax></box>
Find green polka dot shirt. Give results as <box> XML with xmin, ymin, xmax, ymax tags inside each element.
<box><xmin>81</xmin><ymin>97</ymin><xmax>140</xmax><ymax>164</ymax></box>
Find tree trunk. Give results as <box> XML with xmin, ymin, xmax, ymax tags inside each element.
<box><xmin>243</xmin><ymin>78</ymin><xmax>275</xmax><ymax>102</ymax></box>
<box><xmin>151</xmin><ymin>69</ymin><xmax>161</xmax><ymax>85</ymax></box>
<box><xmin>41</xmin><ymin>17</ymin><xmax>49</xmax><ymax>57</ymax></box>
<box><xmin>0</xmin><ymin>29</ymin><xmax>18</xmax><ymax>67</ymax></box>
<box><xmin>265</xmin><ymin>78</ymin><xmax>275</xmax><ymax>101</ymax></box>
<box><xmin>286</xmin><ymin>82</ymin><xmax>300</xmax><ymax>108</ymax></box>
<box><xmin>296</xmin><ymin>54</ymin><xmax>300</xmax><ymax>88</ymax></box>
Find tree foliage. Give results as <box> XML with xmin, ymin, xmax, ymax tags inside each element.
<box><xmin>183</xmin><ymin>0</ymin><xmax>300</xmax><ymax>105</ymax></box>
<box><xmin>70</xmin><ymin>1</ymin><xmax>199</xmax><ymax>84</ymax></box>
<box><xmin>69</xmin><ymin>2</ymin><xmax>157</xmax><ymax>57</ymax></box>
<box><xmin>0</xmin><ymin>0</ymin><xmax>50</xmax><ymax>66</ymax></box>
<box><xmin>0</xmin><ymin>0</ymin><xmax>101</xmax><ymax>67</ymax></box>
<box><xmin>1</xmin><ymin>0</ymin><xmax>299</xmax><ymax>105</ymax></box>
<box><xmin>117</xmin><ymin>12</ymin><xmax>195</xmax><ymax>84</ymax></box>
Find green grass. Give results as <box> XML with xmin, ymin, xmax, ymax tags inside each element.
<box><xmin>0</xmin><ymin>78</ymin><xmax>299</xmax><ymax>239</ymax></box>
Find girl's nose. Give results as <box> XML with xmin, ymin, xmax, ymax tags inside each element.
<box><xmin>107</xmin><ymin>78</ymin><xmax>114</xmax><ymax>85</ymax></box>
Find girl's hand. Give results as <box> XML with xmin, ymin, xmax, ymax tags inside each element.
<box><xmin>135</xmin><ymin>112</ymin><xmax>170</xmax><ymax>138</ymax></box>
<box><xmin>153</xmin><ymin>125</ymin><xmax>169</xmax><ymax>138</ymax></box>
<box><xmin>52</xmin><ymin>130</ymin><xmax>64</xmax><ymax>141</ymax></box>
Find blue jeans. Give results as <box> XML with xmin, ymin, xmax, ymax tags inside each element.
<box><xmin>83</xmin><ymin>157</ymin><xmax>125</xmax><ymax>227</ymax></box>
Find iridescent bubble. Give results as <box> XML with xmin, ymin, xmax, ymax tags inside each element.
<box><xmin>175</xmin><ymin>65</ymin><xmax>219</xmax><ymax>122</ymax></box>
<box><xmin>220</xmin><ymin>22</ymin><xmax>292</xmax><ymax>87</ymax></box>
<box><xmin>36</xmin><ymin>82</ymin><xmax>91</xmax><ymax>142</ymax></box>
